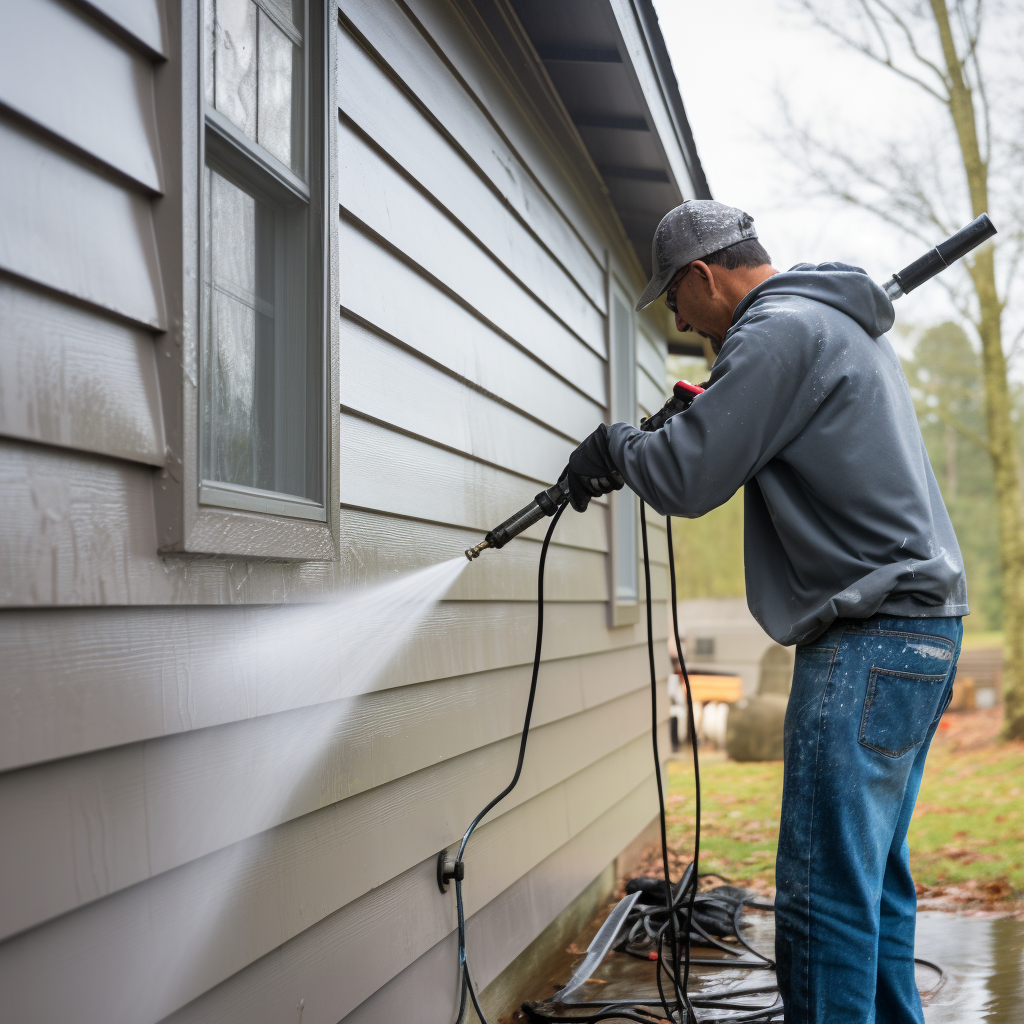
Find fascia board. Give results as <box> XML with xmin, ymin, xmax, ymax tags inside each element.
<box><xmin>604</xmin><ymin>0</ymin><xmax>698</xmax><ymax>200</ymax></box>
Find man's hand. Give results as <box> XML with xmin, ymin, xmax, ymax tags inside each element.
<box><xmin>560</xmin><ymin>424</ymin><xmax>624</xmax><ymax>512</ymax></box>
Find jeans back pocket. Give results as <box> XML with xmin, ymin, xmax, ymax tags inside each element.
<box><xmin>859</xmin><ymin>668</ymin><xmax>949</xmax><ymax>758</ymax></box>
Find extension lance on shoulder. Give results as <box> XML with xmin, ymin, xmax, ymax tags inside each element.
<box><xmin>464</xmin><ymin>213</ymin><xmax>997</xmax><ymax>565</ymax></box>
<box><xmin>443</xmin><ymin>214</ymin><xmax>995</xmax><ymax>1024</ymax></box>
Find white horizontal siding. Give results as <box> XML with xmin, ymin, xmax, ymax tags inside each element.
<box><xmin>0</xmin><ymin>439</ymin><xmax>165</xmax><ymax>606</ymax></box>
<box><xmin>82</xmin><ymin>0</ymin><xmax>167</xmax><ymax>57</ymax></box>
<box><xmin>338</xmin><ymin>20</ymin><xmax>603</xmax><ymax>351</ymax></box>
<box><xmin>0</xmin><ymin>440</ymin><xmax>620</xmax><ymax>607</ymax></box>
<box><xmin>0</xmin><ymin>592</ymin><xmax>667</xmax><ymax>772</ymax></box>
<box><xmin>0</xmin><ymin>667</ymin><xmax>658</xmax><ymax>939</ymax></box>
<box><xmin>0</xmin><ymin>730</ymin><xmax>658</xmax><ymax>1024</ymax></box>
<box><xmin>0</xmin><ymin>0</ymin><xmax>162</xmax><ymax>191</ymax></box>
<box><xmin>638</xmin><ymin>325</ymin><xmax>670</xmax><ymax>389</ymax></box>
<box><xmin>340</xmin><ymin>322</ymin><xmax>573</xmax><ymax>483</ymax></box>
<box><xmin>0</xmin><ymin>279</ymin><xmax>165</xmax><ymax>464</ymax></box>
<box><xmin>340</xmin><ymin>229</ymin><xmax>604</xmax><ymax>441</ymax></box>
<box><xmin>340</xmin><ymin>125</ymin><xmax>606</xmax><ymax>401</ymax></box>
<box><xmin>398</xmin><ymin>0</ymin><xmax>616</xmax><ymax>264</ymax></box>
<box><xmin>0</xmin><ymin>119</ymin><xmax>165</xmax><ymax>329</ymax></box>
<box><xmin>638</xmin><ymin>366</ymin><xmax>666</xmax><ymax>421</ymax></box>
<box><xmin>341</xmin><ymin>0</ymin><xmax>607</xmax><ymax>304</ymax></box>
<box><xmin>339</xmin><ymin>413</ymin><xmax>608</xmax><ymax>551</ymax></box>
<box><xmin>165</xmin><ymin>769</ymin><xmax>660</xmax><ymax>1024</ymax></box>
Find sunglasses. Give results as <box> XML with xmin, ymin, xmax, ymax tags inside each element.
<box><xmin>665</xmin><ymin>264</ymin><xmax>692</xmax><ymax>313</ymax></box>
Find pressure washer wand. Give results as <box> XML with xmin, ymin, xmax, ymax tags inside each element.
<box><xmin>882</xmin><ymin>213</ymin><xmax>996</xmax><ymax>300</ymax></box>
<box><xmin>465</xmin><ymin>477</ymin><xmax>573</xmax><ymax>560</ymax></box>
<box><xmin>465</xmin><ymin>383</ymin><xmax>706</xmax><ymax>560</ymax></box>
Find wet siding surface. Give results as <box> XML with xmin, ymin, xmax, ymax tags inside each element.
<box><xmin>0</xmin><ymin>1</ymin><xmax>677</xmax><ymax>1021</ymax></box>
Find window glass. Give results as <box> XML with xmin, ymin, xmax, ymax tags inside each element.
<box><xmin>206</xmin><ymin>0</ymin><xmax>305</xmax><ymax>176</ymax></box>
<box><xmin>611</xmin><ymin>293</ymin><xmax>638</xmax><ymax>604</ymax></box>
<box><xmin>257</xmin><ymin>10</ymin><xmax>298</xmax><ymax>168</ymax></box>
<box><xmin>200</xmin><ymin>0</ymin><xmax>322</xmax><ymax>518</ymax></box>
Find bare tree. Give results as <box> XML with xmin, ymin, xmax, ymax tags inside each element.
<box><xmin>780</xmin><ymin>0</ymin><xmax>1024</xmax><ymax>738</ymax></box>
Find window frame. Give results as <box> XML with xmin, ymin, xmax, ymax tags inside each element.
<box><xmin>608</xmin><ymin>274</ymin><xmax>640</xmax><ymax>628</ymax></box>
<box><xmin>152</xmin><ymin>0</ymin><xmax>339</xmax><ymax>561</ymax></box>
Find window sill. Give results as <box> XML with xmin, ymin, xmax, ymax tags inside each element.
<box><xmin>200</xmin><ymin>479</ymin><xmax>327</xmax><ymax>522</ymax></box>
<box><xmin>160</xmin><ymin>502</ymin><xmax>335</xmax><ymax>561</ymax></box>
<box><xmin>611</xmin><ymin>602</ymin><xmax>640</xmax><ymax>627</ymax></box>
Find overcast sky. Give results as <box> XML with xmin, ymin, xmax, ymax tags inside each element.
<box><xmin>653</xmin><ymin>0</ymin><xmax>966</xmax><ymax>342</ymax></box>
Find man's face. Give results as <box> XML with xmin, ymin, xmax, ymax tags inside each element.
<box><xmin>666</xmin><ymin>263</ymin><xmax>724</xmax><ymax>352</ymax></box>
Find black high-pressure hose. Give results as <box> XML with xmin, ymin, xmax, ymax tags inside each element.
<box><xmin>449</xmin><ymin>503</ymin><xmax>566</xmax><ymax>1024</ymax></box>
<box><xmin>666</xmin><ymin>515</ymin><xmax>703</xmax><ymax>999</ymax></box>
<box><xmin>524</xmin><ymin>504</ymin><xmax>794</xmax><ymax>1024</ymax></box>
<box><xmin>640</xmin><ymin>501</ymin><xmax>693</xmax><ymax>1023</ymax></box>
<box><xmin>452</xmin><ymin>497</ymin><xmax>788</xmax><ymax>1024</ymax></box>
<box><xmin>451</xmin><ymin>500</ymin><xmax>713</xmax><ymax>1024</ymax></box>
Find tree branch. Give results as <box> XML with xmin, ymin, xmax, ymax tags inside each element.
<box><xmin>792</xmin><ymin>0</ymin><xmax>950</xmax><ymax>102</ymax></box>
<box><xmin>869</xmin><ymin>0</ymin><xmax>951</xmax><ymax>86</ymax></box>
<box><xmin>962</xmin><ymin>5</ymin><xmax>993</xmax><ymax>168</ymax></box>
<box><xmin>774</xmin><ymin>105</ymin><xmax>953</xmax><ymax>245</ymax></box>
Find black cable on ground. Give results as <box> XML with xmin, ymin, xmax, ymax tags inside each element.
<box><xmin>450</xmin><ymin>503</ymin><xmax>566</xmax><ymax>1024</ymax></box>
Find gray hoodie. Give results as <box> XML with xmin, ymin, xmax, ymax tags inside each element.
<box><xmin>608</xmin><ymin>263</ymin><xmax>968</xmax><ymax>646</ymax></box>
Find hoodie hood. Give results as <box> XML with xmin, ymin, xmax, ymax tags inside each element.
<box><xmin>734</xmin><ymin>262</ymin><xmax>895</xmax><ymax>339</ymax></box>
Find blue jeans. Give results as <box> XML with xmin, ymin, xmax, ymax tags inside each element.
<box><xmin>775</xmin><ymin>615</ymin><xmax>962</xmax><ymax>1024</ymax></box>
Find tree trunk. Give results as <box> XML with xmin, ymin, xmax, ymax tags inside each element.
<box><xmin>929</xmin><ymin>0</ymin><xmax>1024</xmax><ymax>738</ymax></box>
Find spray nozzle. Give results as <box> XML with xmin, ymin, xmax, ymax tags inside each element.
<box><xmin>464</xmin><ymin>539</ymin><xmax>492</xmax><ymax>560</ymax></box>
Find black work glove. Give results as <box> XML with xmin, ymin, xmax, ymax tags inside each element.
<box><xmin>560</xmin><ymin>424</ymin><xmax>625</xmax><ymax>513</ymax></box>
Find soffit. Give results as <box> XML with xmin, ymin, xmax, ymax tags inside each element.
<box><xmin>509</xmin><ymin>0</ymin><xmax>710</xmax><ymax>277</ymax></box>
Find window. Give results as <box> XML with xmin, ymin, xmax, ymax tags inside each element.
<box><xmin>200</xmin><ymin>0</ymin><xmax>325</xmax><ymax>521</ymax></box>
<box><xmin>609</xmin><ymin>285</ymin><xmax>638</xmax><ymax>624</ymax></box>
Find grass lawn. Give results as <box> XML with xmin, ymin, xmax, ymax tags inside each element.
<box><xmin>649</xmin><ymin>709</ymin><xmax>1024</xmax><ymax>910</ymax></box>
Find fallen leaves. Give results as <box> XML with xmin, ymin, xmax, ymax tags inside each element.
<box><xmin>915</xmin><ymin>878</ymin><xmax>1024</xmax><ymax>917</ymax></box>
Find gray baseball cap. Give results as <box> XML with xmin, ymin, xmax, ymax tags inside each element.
<box><xmin>635</xmin><ymin>200</ymin><xmax>758</xmax><ymax>311</ymax></box>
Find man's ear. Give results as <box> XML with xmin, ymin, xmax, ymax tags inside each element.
<box><xmin>690</xmin><ymin>260</ymin><xmax>715</xmax><ymax>292</ymax></box>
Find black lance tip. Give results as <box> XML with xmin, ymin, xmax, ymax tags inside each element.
<box><xmin>884</xmin><ymin>213</ymin><xmax>997</xmax><ymax>300</ymax></box>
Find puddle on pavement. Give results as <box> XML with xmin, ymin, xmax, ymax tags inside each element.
<box><xmin>526</xmin><ymin>907</ymin><xmax>1023</xmax><ymax>1022</ymax></box>
<box><xmin>916</xmin><ymin>912</ymin><xmax>1024</xmax><ymax>1022</ymax></box>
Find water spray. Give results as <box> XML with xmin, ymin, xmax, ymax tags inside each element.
<box><xmin>448</xmin><ymin>214</ymin><xmax>995</xmax><ymax>1024</ymax></box>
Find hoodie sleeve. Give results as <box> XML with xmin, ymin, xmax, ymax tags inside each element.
<box><xmin>607</xmin><ymin>302</ymin><xmax>831</xmax><ymax>517</ymax></box>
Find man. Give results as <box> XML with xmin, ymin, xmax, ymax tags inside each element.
<box><xmin>563</xmin><ymin>201</ymin><xmax>967</xmax><ymax>1024</ymax></box>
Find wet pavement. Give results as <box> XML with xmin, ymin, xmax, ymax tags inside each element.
<box><xmin>519</xmin><ymin>906</ymin><xmax>1024</xmax><ymax>1022</ymax></box>
<box><xmin>916</xmin><ymin>912</ymin><xmax>1024</xmax><ymax>1022</ymax></box>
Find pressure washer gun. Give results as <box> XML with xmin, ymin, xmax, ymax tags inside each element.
<box><xmin>464</xmin><ymin>381</ymin><xmax>705</xmax><ymax>561</ymax></box>
<box><xmin>464</xmin><ymin>214</ymin><xmax>996</xmax><ymax>561</ymax></box>
<box><xmin>639</xmin><ymin>379</ymin><xmax>706</xmax><ymax>432</ymax></box>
